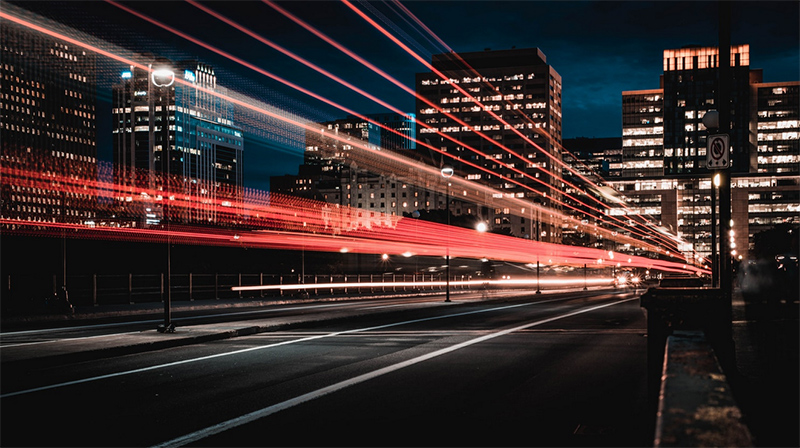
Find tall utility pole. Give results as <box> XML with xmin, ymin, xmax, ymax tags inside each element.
<box><xmin>441</xmin><ymin>166</ymin><xmax>453</xmax><ymax>303</ymax></box>
<box><xmin>716</xmin><ymin>0</ymin><xmax>734</xmax><ymax>368</ymax></box>
<box><xmin>711</xmin><ymin>174</ymin><xmax>718</xmax><ymax>287</ymax></box>
<box><xmin>154</xmin><ymin>65</ymin><xmax>175</xmax><ymax>334</ymax></box>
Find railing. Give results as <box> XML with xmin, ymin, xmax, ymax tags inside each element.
<box><xmin>3</xmin><ymin>272</ymin><xmax>611</xmax><ymax>313</ymax></box>
<box><xmin>3</xmin><ymin>272</ymin><xmax>470</xmax><ymax>308</ymax></box>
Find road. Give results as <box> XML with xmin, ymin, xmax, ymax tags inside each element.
<box><xmin>1</xmin><ymin>289</ymin><xmax>652</xmax><ymax>447</ymax></box>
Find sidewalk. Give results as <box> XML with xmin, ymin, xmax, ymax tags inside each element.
<box><xmin>0</xmin><ymin>291</ymin><xmax>462</xmax><ymax>367</ymax></box>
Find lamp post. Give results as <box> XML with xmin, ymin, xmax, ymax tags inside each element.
<box><xmin>153</xmin><ymin>64</ymin><xmax>175</xmax><ymax>334</ymax></box>
<box><xmin>441</xmin><ymin>165</ymin><xmax>453</xmax><ymax>302</ymax></box>
<box><xmin>711</xmin><ymin>172</ymin><xmax>720</xmax><ymax>287</ymax></box>
<box><xmin>476</xmin><ymin>221</ymin><xmax>488</xmax><ymax>295</ymax></box>
<box><xmin>583</xmin><ymin>263</ymin><xmax>588</xmax><ymax>291</ymax></box>
<box><xmin>412</xmin><ymin>210</ymin><xmax>420</xmax><ymax>285</ymax></box>
<box><xmin>699</xmin><ymin>1</ymin><xmax>734</xmax><ymax>372</ymax></box>
<box><xmin>536</xmin><ymin>258</ymin><xmax>541</xmax><ymax>294</ymax></box>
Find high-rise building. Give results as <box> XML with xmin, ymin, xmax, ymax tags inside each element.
<box><xmin>415</xmin><ymin>48</ymin><xmax>563</xmax><ymax>241</ymax></box>
<box><xmin>621</xmin><ymin>89</ymin><xmax>664</xmax><ymax>178</ymax></box>
<box><xmin>561</xmin><ymin>137</ymin><xmax>623</xmax><ymax>248</ymax></box>
<box><xmin>112</xmin><ymin>58</ymin><xmax>244</xmax><ymax>224</ymax></box>
<box><xmin>614</xmin><ymin>45</ymin><xmax>799</xmax><ymax>261</ymax></box>
<box><xmin>756</xmin><ymin>82</ymin><xmax>800</xmax><ymax>174</ymax></box>
<box><xmin>0</xmin><ymin>20</ymin><xmax>98</xmax><ymax>225</ymax></box>
<box><xmin>563</xmin><ymin>137</ymin><xmax>622</xmax><ymax>180</ymax></box>
<box><xmin>303</xmin><ymin>113</ymin><xmax>417</xmax><ymax>180</ymax></box>
<box><xmin>274</xmin><ymin>113</ymin><xmax>455</xmax><ymax>223</ymax></box>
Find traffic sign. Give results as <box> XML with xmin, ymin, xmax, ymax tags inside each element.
<box><xmin>707</xmin><ymin>134</ymin><xmax>730</xmax><ymax>169</ymax></box>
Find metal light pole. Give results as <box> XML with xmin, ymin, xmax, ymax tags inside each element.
<box><xmin>153</xmin><ymin>65</ymin><xmax>175</xmax><ymax>334</ymax></box>
<box><xmin>583</xmin><ymin>263</ymin><xmax>588</xmax><ymax>291</ymax></box>
<box><xmin>441</xmin><ymin>165</ymin><xmax>453</xmax><ymax>302</ymax></box>
<box><xmin>718</xmin><ymin>1</ymin><xmax>733</xmax><ymax>310</ymax></box>
<box><xmin>717</xmin><ymin>0</ymin><xmax>735</xmax><ymax>370</ymax></box>
<box><xmin>711</xmin><ymin>173</ymin><xmax>720</xmax><ymax>287</ymax></box>
<box><xmin>696</xmin><ymin>1</ymin><xmax>734</xmax><ymax>371</ymax></box>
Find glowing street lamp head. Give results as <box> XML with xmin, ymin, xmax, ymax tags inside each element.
<box><xmin>476</xmin><ymin>222</ymin><xmax>487</xmax><ymax>233</ymax></box>
<box><xmin>151</xmin><ymin>67</ymin><xmax>175</xmax><ymax>87</ymax></box>
<box><xmin>440</xmin><ymin>165</ymin><xmax>454</xmax><ymax>179</ymax></box>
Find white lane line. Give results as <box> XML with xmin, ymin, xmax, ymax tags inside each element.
<box><xmin>1</xmin><ymin>296</ymin><xmax>577</xmax><ymax>399</ymax></box>
<box><xmin>153</xmin><ymin>297</ymin><xmax>636</xmax><ymax>448</ymax></box>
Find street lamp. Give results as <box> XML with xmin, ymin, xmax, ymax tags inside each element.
<box><xmin>155</xmin><ymin>64</ymin><xmax>175</xmax><ymax>334</ymax></box>
<box><xmin>441</xmin><ymin>165</ymin><xmax>453</xmax><ymax>302</ymax></box>
<box><xmin>711</xmin><ymin>172</ymin><xmax>720</xmax><ymax>287</ymax></box>
<box><xmin>536</xmin><ymin>257</ymin><xmax>541</xmax><ymax>294</ymax></box>
<box><xmin>412</xmin><ymin>210</ymin><xmax>420</xmax><ymax>283</ymax></box>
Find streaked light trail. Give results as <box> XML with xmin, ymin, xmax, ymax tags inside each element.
<box><xmin>0</xmin><ymin>3</ymin><xmax>707</xmax><ymax>273</ymax></box>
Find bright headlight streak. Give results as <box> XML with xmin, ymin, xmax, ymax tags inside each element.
<box><xmin>0</xmin><ymin>7</ymin><xmax>687</xmax><ymax>264</ymax></box>
<box><xmin>231</xmin><ymin>277</ymin><xmax>617</xmax><ymax>292</ymax></box>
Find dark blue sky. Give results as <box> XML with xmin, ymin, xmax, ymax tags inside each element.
<box><xmin>10</xmin><ymin>1</ymin><xmax>799</xmax><ymax>190</ymax></box>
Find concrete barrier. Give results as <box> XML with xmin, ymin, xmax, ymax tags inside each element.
<box><xmin>640</xmin><ymin>287</ymin><xmax>727</xmax><ymax>403</ymax></box>
<box><xmin>655</xmin><ymin>330</ymin><xmax>752</xmax><ymax>447</ymax></box>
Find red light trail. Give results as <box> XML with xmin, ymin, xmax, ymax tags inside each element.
<box><xmin>0</xmin><ymin>152</ymin><xmax>707</xmax><ymax>278</ymax></box>
<box><xmin>0</xmin><ymin>4</ymin><xmax>706</xmax><ymax>274</ymax></box>
<box><xmin>258</xmin><ymin>0</ymin><xmax>687</xmax><ymax>255</ymax></box>
<box><xmin>340</xmin><ymin>0</ymin><xmax>684</xmax><ymax>250</ymax></box>
<box><xmin>103</xmin><ymin>0</ymin><xmax>676</xmax><ymax>255</ymax></box>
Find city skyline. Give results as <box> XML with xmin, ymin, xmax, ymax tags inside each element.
<box><xmin>6</xmin><ymin>0</ymin><xmax>799</xmax><ymax>191</ymax></box>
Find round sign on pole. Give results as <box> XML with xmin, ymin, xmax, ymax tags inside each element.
<box><xmin>707</xmin><ymin>134</ymin><xmax>729</xmax><ymax>169</ymax></box>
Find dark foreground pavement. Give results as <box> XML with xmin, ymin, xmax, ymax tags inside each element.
<box><xmin>1</xmin><ymin>287</ymin><xmax>798</xmax><ymax>447</ymax></box>
<box><xmin>730</xmin><ymin>291</ymin><xmax>799</xmax><ymax>448</ymax></box>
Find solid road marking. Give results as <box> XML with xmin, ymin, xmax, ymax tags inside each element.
<box><xmin>152</xmin><ymin>297</ymin><xmax>636</xmax><ymax>448</ymax></box>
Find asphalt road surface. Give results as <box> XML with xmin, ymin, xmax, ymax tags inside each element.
<box><xmin>1</xmin><ymin>290</ymin><xmax>651</xmax><ymax>447</ymax></box>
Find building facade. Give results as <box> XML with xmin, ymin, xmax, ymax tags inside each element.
<box><xmin>303</xmin><ymin>113</ymin><xmax>416</xmax><ymax>180</ymax></box>
<box><xmin>415</xmin><ymin>48</ymin><xmax>563</xmax><ymax>242</ymax></box>
<box><xmin>1</xmin><ymin>20</ymin><xmax>98</xmax><ymax>226</ymax></box>
<box><xmin>275</xmin><ymin>113</ymin><xmax>464</xmax><ymax>224</ymax></box>
<box><xmin>112</xmin><ymin>59</ymin><xmax>244</xmax><ymax>224</ymax></box>
<box><xmin>613</xmin><ymin>45</ymin><xmax>799</xmax><ymax>261</ymax></box>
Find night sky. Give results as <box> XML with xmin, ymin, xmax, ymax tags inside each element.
<box><xmin>8</xmin><ymin>1</ymin><xmax>799</xmax><ymax>191</ymax></box>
